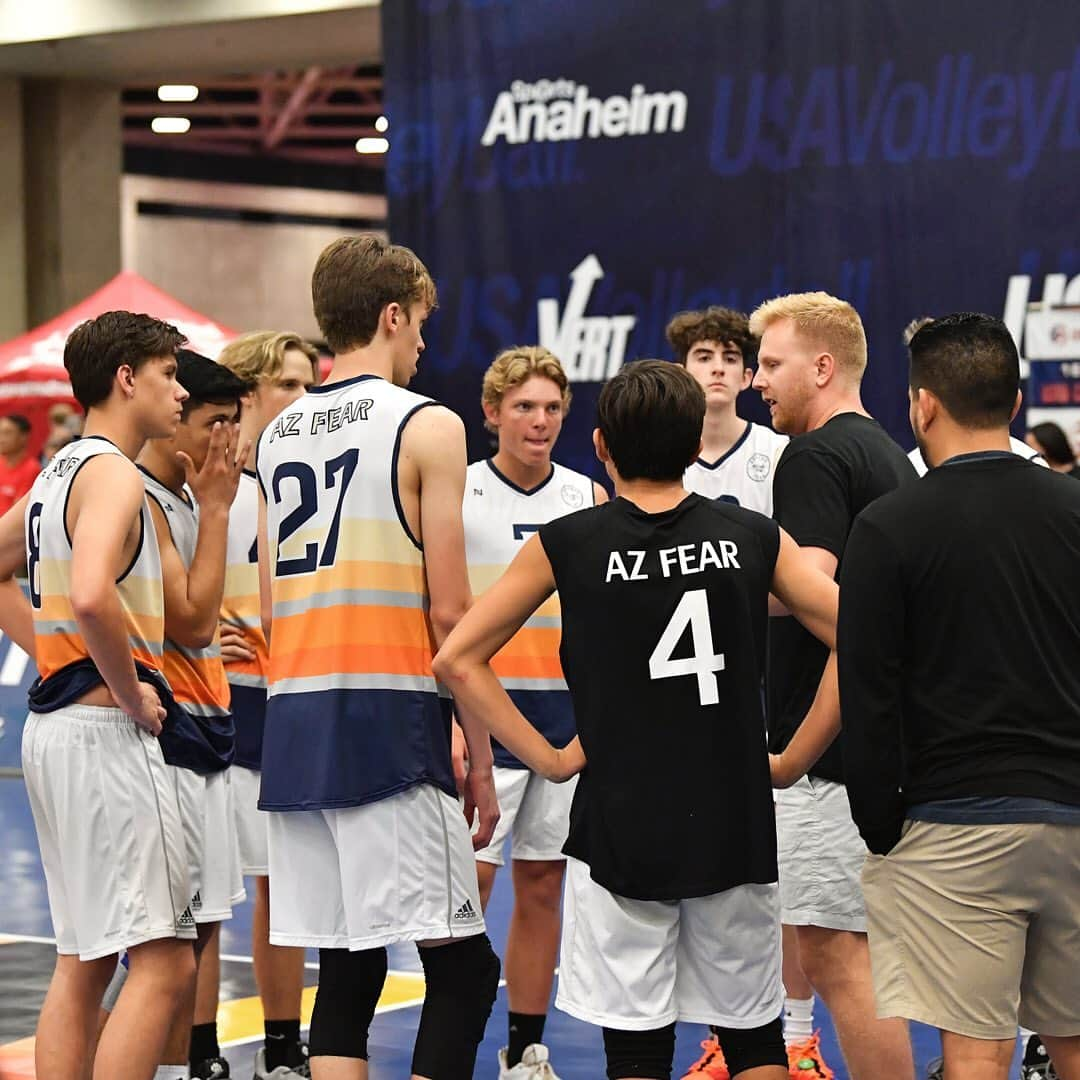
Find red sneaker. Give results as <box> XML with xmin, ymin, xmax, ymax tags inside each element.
<box><xmin>787</xmin><ymin>1032</ymin><xmax>836</xmax><ymax>1078</ymax></box>
<box><xmin>680</xmin><ymin>1037</ymin><xmax>731</xmax><ymax>1080</ymax></box>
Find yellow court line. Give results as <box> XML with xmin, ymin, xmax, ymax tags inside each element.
<box><xmin>218</xmin><ymin>972</ymin><xmax>427</xmax><ymax>1046</ymax></box>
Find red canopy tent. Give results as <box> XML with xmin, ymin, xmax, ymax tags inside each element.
<box><xmin>0</xmin><ymin>272</ymin><xmax>236</xmax><ymax>455</ymax></box>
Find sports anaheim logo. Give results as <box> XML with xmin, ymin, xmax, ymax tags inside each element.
<box><xmin>481</xmin><ymin>79</ymin><xmax>688</xmax><ymax>146</ymax></box>
<box><xmin>538</xmin><ymin>255</ymin><xmax>636</xmax><ymax>382</ymax></box>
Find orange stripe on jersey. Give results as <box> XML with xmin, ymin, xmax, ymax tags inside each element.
<box><xmin>490</xmin><ymin>626</ymin><xmax>564</xmax><ymax>681</ymax></box>
<box><xmin>162</xmin><ymin>647</ymin><xmax>232</xmax><ymax>713</ymax></box>
<box><xmin>271</xmin><ymin>602</ymin><xmax>433</xmax><ymax>656</ymax></box>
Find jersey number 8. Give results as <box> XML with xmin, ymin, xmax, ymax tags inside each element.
<box><xmin>648</xmin><ymin>588</ymin><xmax>725</xmax><ymax>706</ymax></box>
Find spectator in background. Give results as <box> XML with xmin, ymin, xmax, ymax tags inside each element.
<box><xmin>1027</xmin><ymin>420</ymin><xmax>1080</xmax><ymax>478</ymax></box>
<box><xmin>0</xmin><ymin>414</ymin><xmax>40</xmax><ymax>515</ymax></box>
<box><xmin>48</xmin><ymin>401</ymin><xmax>82</xmax><ymax>438</ymax></box>
<box><xmin>41</xmin><ymin>429</ymin><xmax>75</xmax><ymax>465</ymax></box>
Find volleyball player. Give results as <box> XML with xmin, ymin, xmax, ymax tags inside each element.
<box><xmin>435</xmin><ymin>360</ymin><xmax>841</xmax><ymax>1080</ymax></box>
<box><xmin>0</xmin><ymin>312</ymin><xmax>194</xmax><ymax>1079</ymax></box>
<box><xmin>215</xmin><ymin>331</ymin><xmax>319</xmax><ymax>1078</ymax></box>
<box><xmin>750</xmin><ymin>293</ymin><xmax>915</xmax><ymax>1080</ymax></box>
<box><xmin>668</xmin><ymin>307</ymin><xmax>787</xmax><ymax>514</ymax></box>
<box><xmin>668</xmin><ymin>307</ymin><xmax>830</xmax><ymax>1080</ymax></box>
<box><xmin>137</xmin><ymin>351</ymin><xmax>251</xmax><ymax>1078</ymax></box>
<box><xmin>465</xmin><ymin>346</ymin><xmax>605</xmax><ymax>1079</ymax></box>
<box><xmin>256</xmin><ymin>236</ymin><xmax>500</xmax><ymax>1080</ymax></box>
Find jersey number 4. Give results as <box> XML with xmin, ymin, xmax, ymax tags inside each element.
<box><xmin>270</xmin><ymin>449</ymin><xmax>359</xmax><ymax>576</ymax></box>
<box><xmin>648</xmin><ymin>589</ymin><xmax>725</xmax><ymax>706</ymax></box>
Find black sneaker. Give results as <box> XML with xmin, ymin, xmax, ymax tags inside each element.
<box><xmin>1021</xmin><ymin>1040</ymin><xmax>1059</xmax><ymax>1080</ymax></box>
<box><xmin>191</xmin><ymin>1058</ymin><xmax>230</xmax><ymax>1079</ymax></box>
<box><xmin>925</xmin><ymin>1057</ymin><xmax>942</xmax><ymax>1080</ymax></box>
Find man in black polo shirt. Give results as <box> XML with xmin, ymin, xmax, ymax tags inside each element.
<box><xmin>749</xmin><ymin>292</ymin><xmax>916</xmax><ymax>1080</ymax></box>
<box><xmin>840</xmin><ymin>313</ymin><xmax>1080</xmax><ymax>1080</ymax></box>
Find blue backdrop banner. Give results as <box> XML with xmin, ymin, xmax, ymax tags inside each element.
<box><xmin>383</xmin><ymin>0</ymin><xmax>1080</xmax><ymax>481</ymax></box>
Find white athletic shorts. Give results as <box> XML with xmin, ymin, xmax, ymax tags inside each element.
<box><xmin>556</xmin><ymin>858</ymin><xmax>784</xmax><ymax>1030</ymax></box>
<box><xmin>775</xmin><ymin>775</ymin><xmax>868</xmax><ymax>932</ymax></box>
<box><xmin>475</xmin><ymin>766</ymin><xmax>577</xmax><ymax>867</ymax></box>
<box><xmin>172</xmin><ymin>767</ymin><xmax>245</xmax><ymax>923</ymax></box>
<box><xmin>267</xmin><ymin>783</ymin><xmax>486</xmax><ymax>950</ymax></box>
<box><xmin>231</xmin><ymin>764</ymin><xmax>269</xmax><ymax>876</ymax></box>
<box><xmin>21</xmin><ymin>706</ymin><xmax>196</xmax><ymax>960</ymax></box>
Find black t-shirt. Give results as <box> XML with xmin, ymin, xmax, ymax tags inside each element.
<box><xmin>768</xmin><ymin>413</ymin><xmax>915</xmax><ymax>781</ymax></box>
<box><xmin>839</xmin><ymin>453</ymin><xmax>1080</xmax><ymax>853</ymax></box>
<box><xmin>539</xmin><ymin>493</ymin><xmax>780</xmax><ymax>901</ymax></box>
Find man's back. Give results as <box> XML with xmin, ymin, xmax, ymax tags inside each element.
<box><xmin>769</xmin><ymin>413</ymin><xmax>916</xmax><ymax>780</ymax></box>
<box><xmin>843</xmin><ymin>453</ymin><xmax>1080</xmax><ymax>807</ymax></box>
<box><xmin>540</xmin><ymin>492</ymin><xmax>781</xmax><ymax>901</ymax></box>
<box><xmin>256</xmin><ymin>374</ymin><xmax>454</xmax><ymax>810</ymax></box>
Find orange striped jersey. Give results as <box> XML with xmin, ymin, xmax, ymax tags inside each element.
<box><xmin>255</xmin><ymin>374</ymin><xmax>454</xmax><ymax>810</ymax></box>
<box><xmin>141</xmin><ymin>468</ymin><xmax>231</xmax><ymax>722</ymax></box>
<box><xmin>220</xmin><ymin>471</ymin><xmax>269</xmax><ymax>769</ymax></box>
<box><xmin>463</xmin><ymin>459</ymin><xmax>594</xmax><ymax>768</ymax></box>
<box><xmin>26</xmin><ymin>437</ymin><xmax>164</xmax><ymax>683</ymax></box>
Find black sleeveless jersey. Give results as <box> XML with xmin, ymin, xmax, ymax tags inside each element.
<box><xmin>539</xmin><ymin>492</ymin><xmax>781</xmax><ymax>901</ymax></box>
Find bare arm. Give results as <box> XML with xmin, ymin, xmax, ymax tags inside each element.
<box><xmin>0</xmin><ymin>494</ymin><xmax>35</xmax><ymax>657</ymax></box>
<box><xmin>768</xmin><ymin>545</ymin><xmax>837</xmax><ymax>617</ymax></box>
<box><xmin>161</xmin><ymin>422</ymin><xmax>248</xmax><ymax>647</ymax></box>
<box><xmin>770</xmin><ymin>652</ymin><xmax>840</xmax><ymax>787</ymax></box>
<box><xmin>69</xmin><ymin>458</ymin><xmax>164</xmax><ymax>733</ymax></box>
<box><xmin>770</xmin><ymin>535</ymin><xmax>838</xmax><ymax>648</ymax></box>
<box><xmin>434</xmin><ymin>534</ymin><xmax>585</xmax><ymax>783</ymax></box>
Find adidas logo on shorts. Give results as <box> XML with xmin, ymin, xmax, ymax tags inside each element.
<box><xmin>178</xmin><ymin>906</ymin><xmax>196</xmax><ymax>929</ymax></box>
<box><xmin>453</xmin><ymin>899</ymin><xmax>478</xmax><ymax>921</ymax></box>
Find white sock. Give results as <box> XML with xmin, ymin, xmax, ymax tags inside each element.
<box><xmin>1020</xmin><ymin>1027</ymin><xmax>1037</xmax><ymax>1040</ymax></box>
<box><xmin>783</xmin><ymin>996</ymin><xmax>814</xmax><ymax>1046</ymax></box>
<box><xmin>154</xmin><ymin>1068</ymin><xmax>189</xmax><ymax>1080</ymax></box>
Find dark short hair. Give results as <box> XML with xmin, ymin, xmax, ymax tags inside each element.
<box><xmin>908</xmin><ymin>313</ymin><xmax>1019</xmax><ymax>430</ymax></box>
<box><xmin>312</xmin><ymin>234</ymin><xmax>437</xmax><ymax>354</ymax></box>
<box><xmin>0</xmin><ymin>414</ymin><xmax>31</xmax><ymax>435</ymax></box>
<box><xmin>64</xmin><ymin>311</ymin><xmax>187</xmax><ymax>410</ymax></box>
<box><xmin>665</xmin><ymin>306</ymin><xmax>757</xmax><ymax>368</ymax></box>
<box><xmin>598</xmin><ymin>360</ymin><xmax>705</xmax><ymax>481</ymax></box>
<box><xmin>176</xmin><ymin>350</ymin><xmax>253</xmax><ymax>420</ymax></box>
<box><xmin>1029</xmin><ymin>421</ymin><xmax>1076</xmax><ymax>467</ymax></box>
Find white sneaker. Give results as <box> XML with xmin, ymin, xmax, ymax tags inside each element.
<box><xmin>252</xmin><ymin>1047</ymin><xmax>309</xmax><ymax>1080</ymax></box>
<box><xmin>497</xmin><ymin>1043</ymin><xmax>561</xmax><ymax>1079</ymax></box>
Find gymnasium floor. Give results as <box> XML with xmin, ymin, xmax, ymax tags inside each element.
<box><xmin>0</xmin><ymin>773</ymin><xmax>1005</xmax><ymax>1078</ymax></box>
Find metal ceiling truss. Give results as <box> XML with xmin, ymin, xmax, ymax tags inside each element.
<box><xmin>122</xmin><ymin>67</ymin><xmax>385</xmax><ymax>167</ymax></box>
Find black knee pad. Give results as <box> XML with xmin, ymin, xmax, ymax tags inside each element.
<box><xmin>308</xmin><ymin>947</ymin><xmax>388</xmax><ymax>1060</ymax></box>
<box><xmin>715</xmin><ymin>1017</ymin><xmax>785</xmax><ymax>1076</ymax></box>
<box><xmin>412</xmin><ymin>934</ymin><xmax>500</xmax><ymax>1080</ymax></box>
<box><xmin>602</xmin><ymin>1024</ymin><xmax>676</xmax><ymax>1080</ymax></box>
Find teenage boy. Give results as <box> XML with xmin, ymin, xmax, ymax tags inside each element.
<box><xmin>435</xmin><ymin>360</ymin><xmax>841</xmax><ymax>1080</ymax></box>
<box><xmin>0</xmin><ymin>312</ymin><xmax>194</xmax><ymax>1080</ymax></box>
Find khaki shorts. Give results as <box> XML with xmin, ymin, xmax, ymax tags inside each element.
<box><xmin>862</xmin><ymin>819</ymin><xmax>1080</xmax><ymax>1040</ymax></box>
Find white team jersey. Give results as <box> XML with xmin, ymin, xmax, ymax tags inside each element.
<box><xmin>683</xmin><ymin>421</ymin><xmax>788</xmax><ymax>516</ymax></box>
<box><xmin>463</xmin><ymin>458</ymin><xmax>593</xmax><ymax>765</ymax></box>
<box><xmin>464</xmin><ymin>459</ymin><xmax>595</xmax><ymax>583</ymax></box>
<box><xmin>907</xmin><ymin>436</ymin><xmax>1047</xmax><ymax>476</ymax></box>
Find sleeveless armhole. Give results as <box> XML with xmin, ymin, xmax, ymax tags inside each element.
<box><xmin>391</xmin><ymin>400</ymin><xmax>439</xmax><ymax>551</ymax></box>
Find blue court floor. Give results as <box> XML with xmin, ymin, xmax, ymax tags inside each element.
<box><xmin>1</xmin><ymin>775</ymin><xmax>1021</xmax><ymax>1078</ymax></box>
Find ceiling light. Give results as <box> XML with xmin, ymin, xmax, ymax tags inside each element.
<box><xmin>375</xmin><ymin>115</ymin><xmax>388</xmax><ymax>133</ymax></box>
<box><xmin>151</xmin><ymin>117</ymin><xmax>191</xmax><ymax>134</ymax></box>
<box><xmin>355</xmin><ymin>136</ymin><xmax>389</xmax><ymax>154</ymax></box>
<box><xmin>157</xmin><ymin>85</ymin><xmax>199</xmax><ymax>102</ymax></box>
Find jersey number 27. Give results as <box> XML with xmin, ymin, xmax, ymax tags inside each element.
<box><xmin>648</xmin><ymin>589</ymin><xmax>725</xmax><ymax>706</ymax></box>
